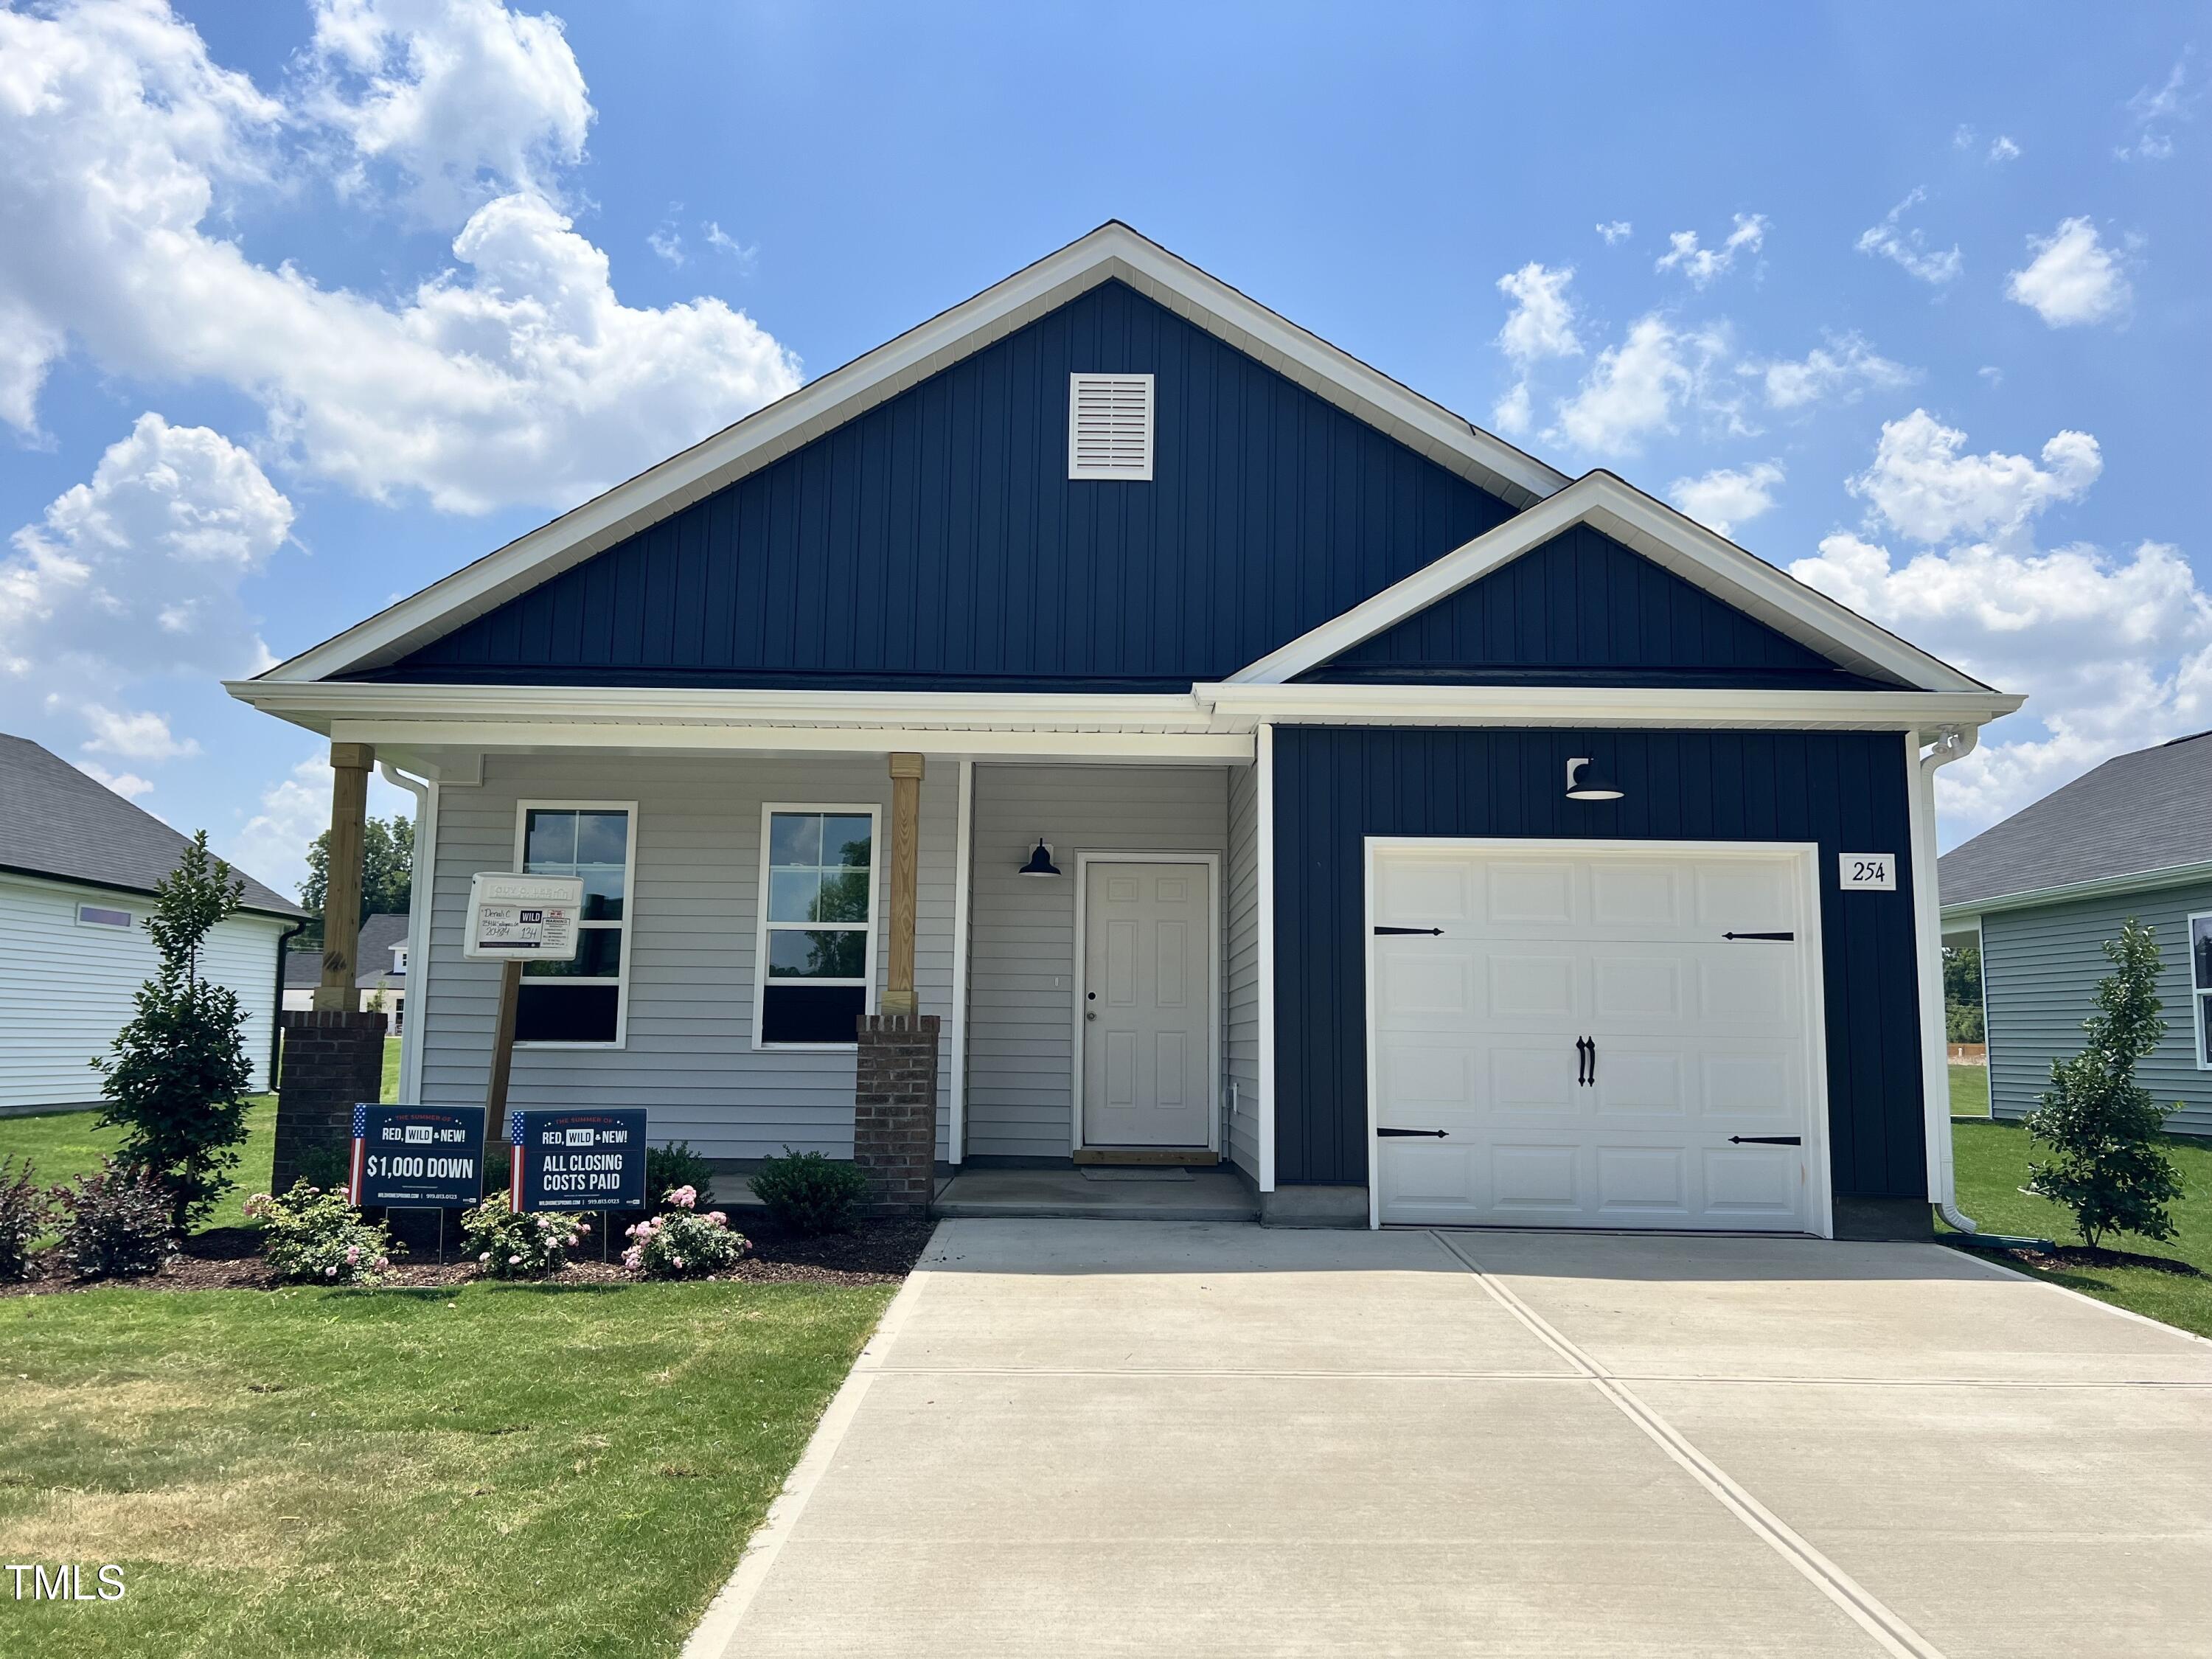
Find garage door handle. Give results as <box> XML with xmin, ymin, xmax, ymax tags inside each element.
<box><xmin>1376</xmin><ymin>1127</ymin><xmax>1448</xmax><ymax>1138</ymax></box>
<box><xmin>1728</xmin><ymin>1135</ymin><xmax>1801</xmax><ymax>1145</ymax></box>
<box><xmin>1373</xmin><ymin>926</ymin><xmax>1444</xmax><ymax>936</ymax></box>
<box><xmin>1722</xmin><ymin>931</ymin><xmax>1795</xmax><ymax>941</ymax></box>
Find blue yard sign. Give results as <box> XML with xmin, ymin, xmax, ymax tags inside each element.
<box><xmin>508</xmin><ymin>1108</ymin><xmax>647</xmax><ymax>1211</ymax></box>
<box><xmin>349</xmin><ymin>1105</ymin><xmax>487</xmax><ymax>1207</ymax></box>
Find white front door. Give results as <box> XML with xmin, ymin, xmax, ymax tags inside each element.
<box><xmin>1082</xmin><ymin>860</ymin><xmax>1214</xmax><ymax>1149</ymax></box>
<box><xmin>1369</xmin><ymin>842</ymin><xmax>1823</xmax><ymax>1232</ymax></box>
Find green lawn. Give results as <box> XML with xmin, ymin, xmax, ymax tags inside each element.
<box><xmin>0</xmin><ymin>1278</ymin><xmax>888</xmax><ymax>1657</ymax></box>
<box><xmin>1948</xmin><ymin>1116</ymin><xmax>2212</xmax><ymax>1339</ymax></box>
<box><xmin>1947</xmin><ymin>1062</ymin><xmax>1990</xmax><ymax>1117</ymax></box>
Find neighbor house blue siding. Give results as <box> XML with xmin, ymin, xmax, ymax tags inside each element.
<box><xmin>1271</xmin><ymin>726</ymin><xmax>1927</xmax><ymax>1199</ymax></box>
<box><xmin>370</xmin><ymin>280</ymin><xmax>1517</xmax><ymax>691</ymax></box>
<box><xmin>1305</xmin><ymin>523</ymin><xmax>1898</xmax><ymax>689</ymax></box>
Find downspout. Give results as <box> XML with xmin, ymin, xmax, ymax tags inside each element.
<box><xmin>380</xmin><ymin>762</ymin><xmax>434</xmax><ymax>1105</ymax></box>
<box><xmin>1910</xmin><ymin>727</ymin><xmax>2050</xmax><ymax>1250</ymax></box>
<box><xmin>271</xmin><ymin>914</ymin><xmax>310</xmax><ymax>1091</ymax></box>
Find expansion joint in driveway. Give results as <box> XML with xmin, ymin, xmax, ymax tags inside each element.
<box><xmin>1430</xmin><ymin>1231</ymin><xmax>1952</xmax><ymax>1659</ymax></box>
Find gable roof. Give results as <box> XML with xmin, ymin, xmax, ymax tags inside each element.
<box><xmin>259</xmin><ymin>222</ymin><xmax>1571</xmax><ymax>687</ymax></box>
<box><xmin>1939</xmin><ymin>731</ymin><xmax>2212</xmax><ymax>912</ymax></box>
<box><xmin>1225</xmin><ymin>470</ymin><xmax>1994</xmax><ymax>696</ymax></box>
<box><xmin>287</xmin><ymin>912</ymin><xmax>410</xmax><ymax>987</ymax></box>
<box><xmin>0</xmin><ymin>734</ymin><xmax>303</xmax><ymax>918</ymax></box>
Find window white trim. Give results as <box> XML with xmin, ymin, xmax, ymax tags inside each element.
<box><xmin>511</xmin><ymin>799</ymin><xmax>638</xmax><ymax>1050</ymax></box>
<box><xmin>751</xmin><ymin>801</ymin><xmax>883</xmax><ymax>1052</ymax></box>
<box><xmin>2189</xmin><ymin>911</ymin><xmax>2212</xmax><ymax>1072</ymax></box>
<box><xmin>1068</xmin><ymin>373</ymin><xmax>1155</xmax><ymax>480</ymax></box>
<box><xmin>1068</xmin><ymin>851</ymin><xmax>1223</xmax><ymax>1156</ymax></box>
<box><xmin>74</xmin><ymin>902</ymin><xmax>135</xmax><ymax>930</ymax></box>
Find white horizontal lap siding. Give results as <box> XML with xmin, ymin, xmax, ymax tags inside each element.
<box><xmin>0</xmin><ymin>875</ymin><xmax>286</xmax><ymax>1110</ymax></box>
<box><xmin>1982</xmin><ymin>881</ymin><xmax>2212</xmax><ymax>1138</ymax></box>
<box><xmin>965</xmin><ymin>763</ymin><xmax>1231</xmax><ymax>1161</ymax></box>
<box><xmin>417</xmin><ymin>755</ymin><xmax>956</xmax><ymax>1161</ymax></box>
<box><xmin>1225</xmin><ymin>764</ymin><xmax>1262</xmax><ymax>1180</ymax></box>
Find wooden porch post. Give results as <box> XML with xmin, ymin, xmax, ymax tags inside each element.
<box><xmin>314</xmin><ymin>741</ymin><xmax>377</xmax><ymax>1012</ymax></box>
<box><xmin>881</xmin><ymin>752</ymin><xmax>924</xmax><ymax>1015</ymax></box>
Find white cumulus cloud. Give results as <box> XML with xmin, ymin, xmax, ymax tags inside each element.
<box><xmin>2117</xmin><ymin>55</ymin><xmax>2192</xmax><ymax>161</ymax></box>
<box><xmin>1855</xmin><ymin>189</ymin><xmax>1962</xmax><ymax>286</ymax></box>
<box><xmin>1668</xmin><ymin>462</ymin><xmax>1784</xmax><ymax>538</ymax></box>
<box><xmin>1745</xmin><ymin>333</ymin><xmax>1914</xmax><ymax>410</ymax></box>
<box><xmin>230</xmin><ymin>750</ymin><xmax>411</xmax><ymax>897</ymax></box>
<box><xmin>2005</xmin><ymin>217</ymin><xmax>2132</xmax><ymax>327</ymax></box>
<box><xmin>1490</xmin><ymin>262</ymin><xmax>1580</xmax><ymax>440</ymax></box>
<box><xmin>76</xmin><ymin>760</ymin><xmax>156</xmax><ymax>801</ymax></box>
<box><xmin>1550</xmin><ymin>316</ymin><xmax>1731</xmax><ymax>459</ymax></box>
<box><xmin>1987</xmin><ymin>134</ymin><xmax>2021</xmax><ymax>162</ymax></box>
<box><xmin>0</xmin><ymin>0</ymin><xmax>803</xmax><ymax>513</ymax></box>
<box><xmin>1654</xmin><ymin>212</ymin><xmax>1766</xmax><ymax>287</ymax></box>
<box><xmin>1846</xmin><ymin>409</ymin><xmax>2100</xmax><ymax>546</ymax></box>
<box><xmin>1595</xmin><ymin>220</ymin><xmax>1632</xmax><ymax>246</ymax></box>
<box><xmin>80</xmin><ymin>704</ymin><xmax>201</xmax><ymax>762</ymax></box>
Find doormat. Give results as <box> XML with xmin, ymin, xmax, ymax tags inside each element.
<box><xmin>1079</xmin><ymin>1167</ymin><xmax>1195</xmax><ymax>1183</ymax></box>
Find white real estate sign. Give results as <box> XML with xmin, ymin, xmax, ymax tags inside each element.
<box><xmin>463</xmin><ymin>872</ymin><xmax>585</xmax><ymax>962</ymax></box>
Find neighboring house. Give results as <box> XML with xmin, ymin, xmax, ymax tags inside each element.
<box><xmin>229</xmin><ymin>223</ymin><xmax>2019</xmax><ymax>1234</ymax></box>
<box><xmin>0</xmin><ymin>733</ymin><xmax>305</xmax><ymax>1113</ymax></box>
<box><xmin>1940</xmin><ymin>731</ymin><xmax>2212</xmax><ymax>1137</ymax></box>
<box><xmin>284</xmin><ymin>912</ymin><xmax>409</xmax><ymax>1032</ymax></box>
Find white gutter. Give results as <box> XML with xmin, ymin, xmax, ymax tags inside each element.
<box><xmin>379</xmin><ymin>762</ymin><xmax>435</xmax><ymax>1107</ymax></box>
<box><xmin>1940</xmin><ymin>856</ymin><xmax>2212</xmax><ymax>924</ymax></box>
<box><xmin>1910</xmin><ymin>727</ymin><xmax>1983</xmax><ymax>1236</ymax></box>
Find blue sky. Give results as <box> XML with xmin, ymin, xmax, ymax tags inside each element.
<box><xmin>1</xmin><ymin>1</ymin><xmax>2205</xmax><ymax>895</ymax></box>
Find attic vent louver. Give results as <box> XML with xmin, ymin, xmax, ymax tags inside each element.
<box><xmin>1068</xmin><ymin>373</ymin><xmax>1154</xmax><ymax>481</ymax></box>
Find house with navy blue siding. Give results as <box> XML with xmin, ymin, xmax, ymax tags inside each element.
<box><xmin>234</xmin><ymin>223</ymin><xmax>2021</xmax><ymax>1237</ymax></box>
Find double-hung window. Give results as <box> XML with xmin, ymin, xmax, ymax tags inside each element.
<box><xmin>2193</xmin><ymin>913</ymin><xmax>2212</xmax><ymax>1068</ymax></box>
<box><xmin>515</xmin><ymin>804</ymin><xmax>634</xmax><ymax>1046</ymax></box>
<box><xmin>756</xmin><ymin>807</ymin><xmax>877</xmax><ymax>1047</ymax></box>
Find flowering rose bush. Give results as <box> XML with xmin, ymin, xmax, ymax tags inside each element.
<box><xmin>246</xmin><ymin>1182</ymin><xmax>397</xmax><ymax>1286</ymax></box>
<box><xmin>459</xmin><ymin>1194</ymin><xmax>591</xmax><ymax>1278</ymax></box>
<box><xmin>623</xmin><ymin>1183</ymin><xmax>746</xmax><ymax>1279</ymax></box>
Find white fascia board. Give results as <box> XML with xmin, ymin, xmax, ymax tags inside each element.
<box><xmin>1224</xmin><ymin>471</ymin><xmax>1995</xmax><ymax>696</ymax></box>
<box><xmin>256</xmin><ymin>223</ymin><xmax>1566</xmax><ymax>687</ymax></box>
<box><xmin>1196</xmin><ymin>682</ymin><xmax>2025</xmax><ymax>731</ymax></box>
<box><xmin>1938</xmin><ymin>858</ymin><xmax>2212</xmax><ymax>923</ymax></box>
<box><xmin>329</xmin><ymin>721</ymin><xmax>1253</xmax><ymax>765</ymax></box>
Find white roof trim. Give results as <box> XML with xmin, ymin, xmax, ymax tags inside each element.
<box><xmin>1223</xmin><ymin>470</ymin><xmax>1993</xmax><ymax>696</ymax></box>
<box><xmin>1197</xmin><ymin>682</ymin><xmax>2023</xmax><ymax>735</ymax></box>
<box><xmin>1940</xmin><ymin>857</ymin><xmax>2212</xmax><ymax>922</ymax></box>
<box><xmin>259</xmin><ymin>222</ymin><xmax>1569</xmax><ymax>686</ymax></box>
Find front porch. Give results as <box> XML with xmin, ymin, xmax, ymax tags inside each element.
<box><xmin>933</xmin><ymin>1165</ymin><xmax>1258</xmax><ymax>1222</ymax></box>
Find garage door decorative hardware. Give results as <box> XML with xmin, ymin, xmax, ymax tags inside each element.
<box><xmin>1722</xmin><ymin>931</ymin><xmax>1795</xmax><ymax>941</ymax></box>
<box><xmin>1576</xmin><ymin>1034</ymin><xmax>1596</xmax><ymax>1086</ymax></box>
<box><xmin>1372</xmin><ymin>925</ymin><xmax>1444</xmax><ymax>936</ymax></box>
<box><xmin>1727</xmin><ymin>1135</ymin><xmax>1802</xmax><ymax>1145</ymax></box>
<box><xmin>1375</xmin><ymin>1127</ymin><xmax>1449</xmax><ymax>1138</ymax></box>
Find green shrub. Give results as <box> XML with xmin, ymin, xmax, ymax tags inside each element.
<box><xmin>623</xmin><ymin>1187</ymin><xmax>745</xmax><ymax>1279</ymax></box>
<box><xmin>647</xmin><ymin>1141</ymin><xmax>715</xmax><ymax>1207</ymax></box>
<box><xmin>459</xmin><ymin>1194</ymin><xmax>590</xmax><ymax>1278</ymax></box>
<box><xmin>749</xmin><ymin>1149</ymin><xmax>870</xmax><ymax>1236</ymax></box>
<box><xmin>0</xmin><ymin>1158</ymin><xmax>49</xmax><ymax>1281</ymax></box>
<box><xmin>55</xmin><ymin>1160</ymin><xmax>175</xmax><ymax>1279</ymax></box>
<box><xmin>2025</xmin><ymin>918</ymin><xmax>2185</xmax><ymax>1249</ymax></box>
<box><xmin>246</xmin><ymin>1183</ymin><xmax>397</xmax><ymax>1285</ymax></box>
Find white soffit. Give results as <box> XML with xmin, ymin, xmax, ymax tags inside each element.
<box><xmin>257</xmin><ymin>223</ymin><xmax>1568</xmax><ymax>686</ymax></box>
<box><xmin>1225</xmin><ymin>471</ymin><xmax>1995</xmax><ymax>697</ymax></box>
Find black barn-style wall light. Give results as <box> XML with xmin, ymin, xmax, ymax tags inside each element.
<box><xmin>1018</xmin><ymin>838</ymin><xmax>1062</xmax><ymax>877</ymax></box>
<box><xmin>1565</xmin><ymin>757</ymin><xmax>1624</xmax><ymax>802</ymax></box>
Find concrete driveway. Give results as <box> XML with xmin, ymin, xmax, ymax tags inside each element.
<box><xmin>689</xmin><ymin>1221</ymin><xmax>2212</xmax><ymax>1659</ymax></box>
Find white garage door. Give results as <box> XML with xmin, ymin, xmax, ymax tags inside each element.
<box><xmin>1369</xmin><ymin>842</ymin><xmax>1823</xmax><ymax>1233</ymax></box>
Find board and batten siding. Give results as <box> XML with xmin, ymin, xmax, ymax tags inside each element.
<box><xmin>964</xmin><ymin>763</ymin><xmax>1233</xmax><ymax>1161</ymax></box>
<box><xmin>1225</xmin><ymin>762</ymin><xmax>1262</xmax><ymax>1180</ymax></box>
<box><xmin>1982</xmin><ymin>880</ymin><xmax>2212</xmax><ymax>1138</ymax></box>
<box><xmin>0</xmin><ymin>872</ymin><xmax>288</xmax><ymax>1111</ymax></box>
<box><xmin>1271</xmin><ymin>726</ymin><xmax>1929</xmax><ymax>1197</ymax></box>
<box><xmin>416</xmin><ymin>755</ymin><xmax>956</xmax><ymax>1161</ymax></box>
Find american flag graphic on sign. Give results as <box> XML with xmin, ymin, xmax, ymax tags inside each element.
<box><xmin>349</xmin><ymin>1102</ymin><xmax>369</xmax><ymax>1205</ymax></box>
<box><xmin>509</xmin><ymin>1111</ymin><xmax>525</xmax><ymax>1208</ymax></box>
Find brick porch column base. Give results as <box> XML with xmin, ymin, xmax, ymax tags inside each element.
<box><xmin>274</xmin><ymin>1009</ymin><xmax>387</xmax><ymax>1195</ymax></box>
<box><xmin>853</xmin><ymin>1012</ymin><xmax>940</xmax><ymax>1217</ymax></box>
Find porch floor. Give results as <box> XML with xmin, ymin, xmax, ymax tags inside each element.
<box><xmin>933</xmin><ymin>1167</ymin><xmax>1259</xmax><ymax>1222</ymax></box>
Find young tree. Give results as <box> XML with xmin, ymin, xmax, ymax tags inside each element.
<box><xmin>299</xmin><ymin>814</ymin><xmax>413</xmax><ymax>947</ymax></box>
<box><xmin>92</xmin><ymin>832</ymin><xmax>256</xmax><ymax>1231</ymax></box>
<box><xmin>2023</xmin><ymin>919</ymin><xmax>2185</xmax><ymax>1251</ymax></box>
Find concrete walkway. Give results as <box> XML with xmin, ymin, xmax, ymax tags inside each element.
<box><xmin>688</xmin><ymin>1222</ymin><xmax>2212</xmax><ymax>1659</ymax></box>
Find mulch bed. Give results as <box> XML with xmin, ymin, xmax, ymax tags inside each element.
<box><xmin>2</xmin><ymin>1211</ymin><xmax>937</xmax><ymax>1297</ymax></box>
<box><xmin>1987</xmin><ymin>1242</ymin><xmax>2204</xmax><ymax>1278</ymax></box>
